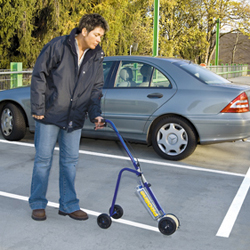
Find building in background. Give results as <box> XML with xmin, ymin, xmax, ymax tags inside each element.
<box><xmin>214</xmin><ymin>33</ymin><xmax>250</xmax><ymax>65</ymax></box>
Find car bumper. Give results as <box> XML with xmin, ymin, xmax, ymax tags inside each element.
<box><xmin>188</xmin><ymin>113</ymin><xmax>250</xmax><ymax>144</ymax></box>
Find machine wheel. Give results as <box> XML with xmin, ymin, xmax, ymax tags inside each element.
<box><xmin>0</xmin><ymin>103</ymin><xmax>26</xmax><ymax>141</ymax></box>
<box><xmin>109</xmin><ymin>204</ymin><xmax>123</xmax><ymax>219</ymax></box>
<box><xmin>152</xmin><ymin>116</ymin><xmax>197</xmax><ymax>161</ymax></box>
<box><xmin>166</xmin><ymin>213</ymin><xmax>180</xmax><ymax>228</ymax></box>
<box><xmin>158</xmin><ymin>214</ymin><xmax>180</xmax><ymax>235</ymax></box>
<box><xmin>97</xmin><ymin>213</ymin><xmax>112</xmax><ymax>229</ymax></box>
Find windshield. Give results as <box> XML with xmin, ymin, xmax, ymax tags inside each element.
<box><xmin>175</xmin><ymin>62</ymin><xmax>230</xmax><ymax>85</ymax></box>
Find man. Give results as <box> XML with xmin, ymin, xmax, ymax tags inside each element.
<box><xmin>29</xmin><ymin>13</ymin><xmax>108</xmax><ymax>221</ymax></box>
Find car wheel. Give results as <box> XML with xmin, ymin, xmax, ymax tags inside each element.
<box><xmin>0</xmin><ymin>103</ymin><xmax>26</xmax><ymax>141</ymax></box>
<box><xmin>152</xmin><ymin>116</ymin><xmax>197</xmax><ymax>161</ymax></box>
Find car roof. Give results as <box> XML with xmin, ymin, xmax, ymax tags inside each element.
<box><xmin>104</xmin><ymin>55</ymin><xmax>189</xmax><ymax>64</ymax></box>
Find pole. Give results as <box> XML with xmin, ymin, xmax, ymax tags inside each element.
<box><xmin>153</xmin><ymin>0</ymin><xmax>159</xmax><ymax>57</ymax></box>
<box><xmin>215</xmin><ymin>18</ymin><xmax>220</xmax><ymax>66</ymax></box>
<box><xmin>130</xmin><ymin>45</ymin><xmax>133</xmax><ymax>55</ymax></box>
<box><xmin>10</xmin><ymin>62</ymin><xmax>23</xmax><ymax>89</ymax></box>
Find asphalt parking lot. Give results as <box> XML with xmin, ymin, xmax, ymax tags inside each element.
<box><xmin>0</xmin><ymin>73</ymin><xmax>250</xmax><ymax>250</ymax></box>
<box><xmin>0</xmin><ymin>126</ymin><xmax>250</xmax><ymax>250</ymax></box>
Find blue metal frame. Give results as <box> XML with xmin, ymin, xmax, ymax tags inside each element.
<box><xmin>109</xmin><ymin>167</ymin><xmax>140</xmax><ymax>217</ymax></box>
<box><xmin>104</xmin><ymin>119</ymin><xmax>166</xmax><ymax>219</ymax></box>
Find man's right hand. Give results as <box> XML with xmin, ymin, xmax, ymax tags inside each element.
<box><xmin>32</xmin><ymin>115</ymin><xmax>44</xmax><ymax>120</ymax></box>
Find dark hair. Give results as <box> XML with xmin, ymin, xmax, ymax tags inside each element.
<box><xmin>78</xmin><ymin>13</ymin><xmax>109</xmax><ymax>33</ymax></box>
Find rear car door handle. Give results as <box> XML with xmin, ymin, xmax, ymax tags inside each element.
<box><xmin>147</xmin><ymin>93</ymin><xmax>163</xmax><ymax>98</ymax></box>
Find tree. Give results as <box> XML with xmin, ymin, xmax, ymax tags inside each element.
<box><xmin>0</xmin><ymin>0</ymin><xmax>91</xmax><ymax>68</ymax></box>
<box><xmin>155</xmin><ymin>0</ymin><xmax>208</xmax><ymax>60</ymax></box>
<box><xmin>0</xmin><ymin>0</ymin><xmax>154</xmax><ymax>67</ymax></box>
<box><xmin>198</xmin><ymin>0</ymin><xmax>250</xmax><ymax>64</ymax></box>
<box><xmin>155</xmin><ymin>0</ymin><xmax>250</xmax><ymax>64</ymax></box>
<box><xmin>91</xmin><ymin>0</ymin><xmax>153</xmax><ymax>56</ymax></box>
<box><xmin>0</xmin><ymin>0</ymin><xmax>37</xmax><ymax>68</ymax></box>
<box><xmin>1</xmin><ymin>0</ymin><xmax>250</xmax><ymax>68</ymax></box>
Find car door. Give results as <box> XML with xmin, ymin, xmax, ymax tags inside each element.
<box><xmin>82</xmin><ymin>60</ymin><xmax>115</xmax><ymax>132</ymax></box>
<box><xmin>102</xmin><ymin>60</ymin><xmax>177</xmax><ymax>138</ymax></box>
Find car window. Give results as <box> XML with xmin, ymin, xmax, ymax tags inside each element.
<box><xmin>103</xmin><ymin>61</ymin><xmax>115</xmax><ymax>87</ymax></box>
<box><xmin>113</xmin><ymin>61</ymin><xmax>171</xmax><ymax>88</ymax></box>
<box><xmin>152</xmin><ymin>69</ymin><xmax>171</xmax><ymax>88</ymax></box>
<box><xmin>177</xmin><ymin>63</ymin><xmax>230</xmax><ymax>85</ymax></box>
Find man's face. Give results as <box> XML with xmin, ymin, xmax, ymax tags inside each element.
<box><xmin>82</xmin><ymin>27</ymin><xmax>105</xmax><ymax>50</ymax></box>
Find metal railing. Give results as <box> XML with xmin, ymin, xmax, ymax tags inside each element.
<box><xmin>207</xmin><ymin>64</ymin><xmax>248</xmax><ymax>79</ymax></box>
<box><xmin>0</xmin><ymin>70</ymin><xmax>32</xmax><ymax>90</ymax></box>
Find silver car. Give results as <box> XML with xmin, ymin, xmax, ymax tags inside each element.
<box><xmin>1</xmin><ymin>56</ymin><xmax>250</xmax><ymax>161</ymax></box>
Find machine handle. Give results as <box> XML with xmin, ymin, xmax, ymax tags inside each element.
<box><xmin>93</xmin><ymin>118</ymin><xmax>106</xmax><ymax>128</ymax></box>
<box><xmin>96</xmin><ymin>119</ymin><xmax>140</xmax><ymax>170</ymax></box>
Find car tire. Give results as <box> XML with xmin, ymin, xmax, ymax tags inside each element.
<box><xmin>0</xmin><ymin>103</ymin><xmax>26</xmax><ymax>141</ymax></box>
<box><xmin>152</xmin><ymin>116</ymin><xmax>197</xmax><ymax>161</ymax></box>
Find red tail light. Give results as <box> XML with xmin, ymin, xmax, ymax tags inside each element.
<box><xmin>221</xmin><ymin>92</ymin><xmax>249</xmax><ymax>113</ymax></box>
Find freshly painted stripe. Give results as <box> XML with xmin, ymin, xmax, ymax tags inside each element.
<box><xmin>0</xmin><ymin>191</ymin><xmax>29</xmax><ymax>201</ymax></box>
<box><xmin>0</xmin><ymin>191</ymin><xmax>159</xmax><ymax>233</ymax></box>
<box><xmin>216</xmin><ymin>167</ymin><xmax>250</xmax><ymax>238</ymax></box>
<box><xmin>0</xmin><ymin>139</ymin><xmax>34</xmax><ymax>147</ymax></box>
<box><xmin>0</xmin><ymin>139</ymin><xmax>244</xmax><ymax>177</ymax></box>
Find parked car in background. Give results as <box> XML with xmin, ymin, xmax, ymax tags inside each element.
<box><xmin>1</xmin><ymin>56</ymin><xmax>250</xmax><ymax>161</ymax></box>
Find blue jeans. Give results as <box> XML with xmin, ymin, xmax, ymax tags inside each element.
<box><xmin>29</xmin><ymin>122</ymin><xmax>82</xmax><ymax>213</ymax></box>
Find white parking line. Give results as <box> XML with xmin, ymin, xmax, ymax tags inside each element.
<box><xmin>216</xmin><ymin>167</ymin><xmax>250</xmax><ymax>238</ymax></box>
<box><xmin>0</xmin><ymin>139</ymin><xmax>245</xmax><ymax>177</ymax></box>
<box><xmin>0</xmin><ymin>191</ymin><xmax>159</xmax><ymax>233</ymax></box>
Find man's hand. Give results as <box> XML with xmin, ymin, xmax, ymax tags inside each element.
<box><xmin>32</xmin><ymin>115</ymin><xmax>44</xmax><ymax>120</ymax></box>
<box><xmin>94</xmin><ymin>116</ymin><xmax>105</xmax><ymax>130</ymax></box>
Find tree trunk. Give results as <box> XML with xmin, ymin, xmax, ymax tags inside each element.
<box><xmin>231</xmin><ymin>33</ymin><xmax>239</xmax><ymax>64</ymax></box>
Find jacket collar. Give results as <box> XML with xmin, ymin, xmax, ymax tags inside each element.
<box><xmin>68</xmin><ymin>28</ymin><xmax>102</xmax><ymax>60</ymax></box>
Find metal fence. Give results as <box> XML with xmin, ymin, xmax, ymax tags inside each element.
<box><xmin>0</xmin><ymin>64</ymin><xmax>249</xmax><ymax>90</ymax></box>
<box><xmin>207</xmin><ymin>64</ymin><xmax>248</xmax><ymax>79</ymax></box>
<box><xmin>0</xmin><ymin>70</ymin><xmax>32</xmax><ymax>90</ymax></box>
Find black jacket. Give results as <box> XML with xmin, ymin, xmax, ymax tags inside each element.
<box><xmin>31</xmin><ymin>28</ymin><xmax>104</xmax><ymax>132</ymax></box>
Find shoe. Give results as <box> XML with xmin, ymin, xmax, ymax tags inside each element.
<box><xmin>32</xmin><ymin>209</ymin><xmax>46</xmax><ymax>221</ymax></box>
<box><xmin>58</xmin><ymin>209</ymin><xmax>88</xmax><ymax>220</ymax></box>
